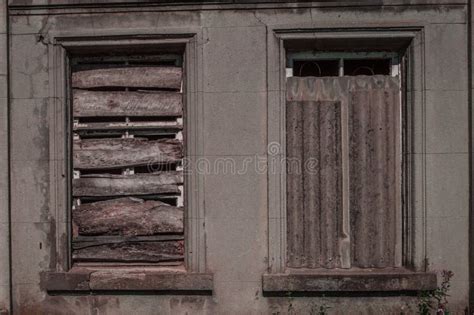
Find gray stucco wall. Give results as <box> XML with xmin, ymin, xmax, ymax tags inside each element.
<box><xmin>4</xmin><ymin>1</ymin><xmax>471</xmax><ymax>314</ymax></box>
<box><xmin>0</xmin><ymin>0</ymin><xmax>9</xmax><ymax>313</ymax></box>
<box><xmin>471</xmin><ymin>0</ymin><xmax>474</xmax><ymax>310</ymax></box>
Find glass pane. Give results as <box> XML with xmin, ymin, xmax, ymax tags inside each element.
<box><xmin>344</xmin><ymin>59</ymin><xmax>391</xmax><ymax>76</ymax></box>
<box><xmin>293</xmin><ymin>59</ymin><xmax>339</xmax><ymax>77</ymax></box>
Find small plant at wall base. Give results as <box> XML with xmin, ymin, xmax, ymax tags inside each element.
<box><xmin>417</xmin><ymin>270</ymin><xmax>454</xmax><ymax>315</ymax></box>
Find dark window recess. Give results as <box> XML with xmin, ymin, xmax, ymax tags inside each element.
<box><xmin>129</xmin><ymin>116</ymin><xmax>178</xmax><ymax>122</ymax></box>
<box><xmin>293</xmin><ymin>60</ymin><xmax>339</xmax><ymax>77</ymax></box>
<box><xmin>72</xmin><ymin>55</ymin><xmax>180</xmax><ymax>72</ymax></box>
<box><xmin>71</xmin><ymin>54</ymin><xmax>185</xmax><ymax>267</ymax></box>
<box><xmin>344</xmin><ymin>59</ymin><xmax>391</xmax><ymax>76</ymax></box>
<box><xmin>78</xmin><ymin>117</ymin><xmax>126</xmax><ymax>124</ymax></box>
<box><xmin>133</xmin><ymin>163</ymin><xmax>178</xmax><ymax>173</ymax></box>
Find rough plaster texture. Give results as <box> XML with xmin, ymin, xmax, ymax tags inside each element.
<box><xmin>471</xmin><ymin>0</ymin><xmax>474</xmax><ymax>309</ymax></box>
<box><xmin>4</xmin><ymin>1</ymin><xmax>472</xmax><ymax>314</ymax></box>
<box><xmin>0</xmin><ymin>0</ymin><xmax>9</xmax><ymax>313</ymax></box>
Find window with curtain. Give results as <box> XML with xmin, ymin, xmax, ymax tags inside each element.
<box><xmin>285</xmin><ymin>74</ymin><xmax>402</xmax><ymax>270</ymax></box>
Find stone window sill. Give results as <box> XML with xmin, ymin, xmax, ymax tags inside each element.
<box><xmin>43</xmin><ymin>267</ymin><xmax>213</xmax><ymax>294</ymax></box>
<box><xmin>262</xmin><ymin>269</ymin><xmax>437</xmax><ymax>293</ymax></box>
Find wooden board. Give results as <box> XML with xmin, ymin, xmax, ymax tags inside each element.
<box><xmin>72</xmin><ymin>240</ymin><xmax>184</xmax><ymax>263</ymax></box>
<box><xmin>72</xmin><ymin>235</ymin><xmax>184</xmax><ymax>250</ymax></box>
<box><xmin>73</xmin><ymin>129</ymin><xmax>180</xmax><ymax>139</ymax></box>
<box><xmin>73</xmin><ymin>138</ymin><xmax>183</xmax><ymax>170</ymax></box>
<box><xmin>72</xmin><ymin>67</ymin><xmax>182</xmax><ymax>90</ymax></box>
<box><xmin>70</xmin><ymin>62</ymin><xmax>186</xmax><ymax>266</ymax></box>
<box><xmin>73</xmin><ymin>172</ymin><xmax>183</xmax><ymax>197</ymax></box>
<box><xmin>73</xmin><ymin>197</ymin><xmax>184</xmax><ymax>236</ymax></box>
<box><xmin>73</xmin><ymin>89</ymin><xmax>183</xmax><ymax>117</ymax></box>
<box><xmin>74</xmin><ymin>121</ymin><xmax>182</xmax><ymax>132</ymax></box>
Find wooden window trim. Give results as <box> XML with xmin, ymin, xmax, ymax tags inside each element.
<box><xmin>44</xmin><ymin>32</ymin><xmax>210</xmax><ymax>292</ymax></box>
<box><xmin>265</xmin><ymin>26</ymin><xmax>433</xmax><ymax>292</ymax></box>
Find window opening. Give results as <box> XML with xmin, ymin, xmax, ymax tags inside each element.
<box><xmin>286</xmin><ymin>52</ymin><xmax>399</xmax><ymax>78</ymax></box>
<box><xmin>70</xmin><ymin>53</ymin><xmax>185</xmax><ymax>267</ymax></box>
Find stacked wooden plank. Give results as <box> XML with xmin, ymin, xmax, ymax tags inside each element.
<box><xmin>71</xmin><ymin>64</ymin><xmax>184</xmax><ymax>265</ymax></box>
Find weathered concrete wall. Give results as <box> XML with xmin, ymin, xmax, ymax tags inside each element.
<box><xmin>6</xmin><ymin>1</ymin><xmax>471</xmax><ymax>314</ymax></box>
<box><xmin>471</xmin><ymin>0</ymin><xmax>474</xmax><ymax>310</ymax></box>
<box><xmin>0</xmin><ymin>0</ymin><xmax>9</xmax><ymax>313</ymax></box>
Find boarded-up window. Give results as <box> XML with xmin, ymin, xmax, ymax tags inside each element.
<box><xmin>71</xmin><ymin>55</ymin><xmax>185</xmax><ymax>266</ymax></box>
<box><xmin>286</xmin><ymin>76</ymin><xmax>401</xmax><ymax>270</ymax></box>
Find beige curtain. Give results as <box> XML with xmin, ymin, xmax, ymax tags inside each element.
<box><xmin>286</xmin><ymin>76</ymin><xmax>401</xmax><ymax>269</ymax></box>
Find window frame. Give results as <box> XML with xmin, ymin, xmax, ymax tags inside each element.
<box><xmin>265</xmin><ymin>27</ymin><xmax>435</xmax><ymax>292</ymax></box>
<box><xmin>286</xmin><ymin>51</ymin><xmax>401</xmax><ymax>78</ymax></box>
<box><xmin>284</xmin><ymin>51</ymin><xmax>403</xmax><ymax>270</ymax></box>
<box><xmin>44</xmin><ymin>33</ymin><xmax>211</xmax><ymax>292</ymax></box>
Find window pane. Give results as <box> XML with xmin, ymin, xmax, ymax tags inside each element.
<box><xmin>344</xmin><ymin>58</ymin><xmax>391</xmax><ymax>76</ymax></box>
<box><xmin>293</xmin><ymin>59</ymin><xmax>339</xmax><ymax>77</ymax></box>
